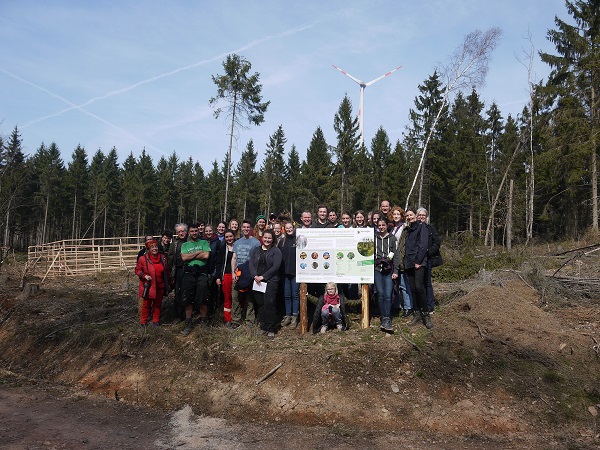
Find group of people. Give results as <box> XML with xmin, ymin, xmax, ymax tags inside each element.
<box><xmin>134</xmin><ymin>200</ymin><xmax>441</xmax><ymax>337</ymax></box>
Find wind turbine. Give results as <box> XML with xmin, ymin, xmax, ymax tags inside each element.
<box><xmin>332</xmin><ymin>65</ymin><xmax>402</xmax><ymax>147</ymax></box>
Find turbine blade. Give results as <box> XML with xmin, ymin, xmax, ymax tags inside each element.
<box><xmin>365</xmin><ymin>66</ymin><xmax>403</xmax><ymax>86</ymax></box>
<box><xmin>332</xmin><ymin>65</ymin><xmax>364</xmax><ymax>85</ymax></box>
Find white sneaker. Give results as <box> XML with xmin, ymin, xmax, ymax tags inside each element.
<box><xmin>320</xmin><ymin>325</ymin><xmax>327</xmax><ymax>334</ymax></box>
<box><xmin>336</xmin><ymin>324</ymin><xmax>343</xmax><ymax>331</ymax></box>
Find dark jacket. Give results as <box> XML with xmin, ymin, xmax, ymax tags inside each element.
<box><xmin>214</xmin><ymin>241</ymin><xmax>234</xmax><ymax>280</ymax></box>
<box><xmin>167</xmin><ymin>237</ymin><xmax>187</xmax><ymax>277</ymax></box>
<box><xmin>278</xmin><ymin>234</ymin><xmax>296</xmax><ymax>277</ymax></box>
<box><xmin>404</xmin><ymin>221</ymin><xmax>429</xmax><ymax>269</ymax></box>
<box><xmin>392</xmin><ymin>224</ymin><xmax>409</xmax><ymax>274</ymax></box>
<box><xmin>248</xmin><ymin>246</ymin><xmax>282</xmax><ymax>283</ymax></box>
<box><xmin>312</xmin><ymin>293</ymin><xmax>348</xmax><ymax>333</ymax></box>
<box><xmin>205</xmin><ymin>236</ymin><xmax>221</xmax><ymax>276</ymax></box>
<box><xmin>426</xmin><ymin>223</ymin><xmax>443</xmax><ymax>267</ymax></box>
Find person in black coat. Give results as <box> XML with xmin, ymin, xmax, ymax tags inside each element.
<box><xmin>404</xmin><ymin>208</ymin><xmax>433</xmax><ymax>329</ymax></box>
<box><xmin>417</xmin><ymin>208</ymin><xmax>442</xmax><ymax>313</ymax></box>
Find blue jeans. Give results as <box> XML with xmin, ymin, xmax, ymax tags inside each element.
<box><xmin>400</xmin><ymin>272</ymin><xmax>413</xmax><ymax>310</ymax></box>
<box><xmin>321</xmin><ymin>305</ymin><xmax>342</xmax><ymax>326</ymax></box>
<box><xmin>283</xmin><ymin>274</ymin><xmax>299</xmax><ymax>316</ymax></box>
<box><xmin>374</xmin><ymin>270</ymin><xmax>393</xmax><ymax>319</ymax></box>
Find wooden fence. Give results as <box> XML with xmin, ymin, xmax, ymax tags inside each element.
<box><xmin>27</xmin><ymin>236</ymin><xmax>148</xmax><ymax>280</ymax></box>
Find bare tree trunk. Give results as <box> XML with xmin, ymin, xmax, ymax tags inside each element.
<box><xmin>593</xmin><ymin>147</ymin><xmax>598</xmax><ymax>234</ymax></box>
<box><xmin>592</xmin><ymin>84</ymin><xmax>598</xmax><ymax>234</ymax></box>
<box><xmin>485</xmin><ymin>140</ymin><xmax>522</xmax><ymax>246</ymax></box>
<box><xmin>43</xmin><ymin>194</ymin><xmax>49</xmax><ymax>244</ymax></box>
<box><xmin>71</xmin><ymin>192</ymin><xmax>77</xmax><ymax>240</ymax></box>
<box><xmin>223</xmin><ymin>94</ymin><xmax>238</xmax><ymax>221</ymax></box>
<box><xmin>405</xmin><ymin>28</ymin><xmax>502</xmax><ymax>209</ymax></box>
<box><xmin>507</xmin><ymin>179</ymin><xmax>513</xmax><ymax>251</ymax></box>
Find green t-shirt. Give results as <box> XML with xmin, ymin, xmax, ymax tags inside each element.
<box><xmin>181</xmin><ymin>239</ymin><xmax>211</xmax><ymax>267</ymax></box>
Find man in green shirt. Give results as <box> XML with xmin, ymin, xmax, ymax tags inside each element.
<box><xmin>180</xmin><ymin>223</ymin><xmax>211</xmax><ymax>336</ymax></box>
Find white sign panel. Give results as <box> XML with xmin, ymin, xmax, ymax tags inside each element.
<box><xmin>295</xmin><ymin>228</ymin><xmax>375</xmax><ymax>283</ymax></box>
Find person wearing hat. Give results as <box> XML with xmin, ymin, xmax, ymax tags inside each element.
<box><xmin>135</xmin><ymin>239</ymin><xmax>173</xmax><ymax>327</ymax></box>
<box><xmin>268</xmin><ymin>212</ymin><xmax>278</xmax><ymax>229</ymax></box>
<box><xmin>253</xmin><ymin>214</ymin><xmax>267</xmax><ymax>244</ymax></box>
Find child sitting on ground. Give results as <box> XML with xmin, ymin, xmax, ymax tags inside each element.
<box><xmin>321</xmin><ymin>282</ymin><xmax>343</xmax><ymax>333</ymax></box>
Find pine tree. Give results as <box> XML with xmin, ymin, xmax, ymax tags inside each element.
<box><xmin>1</xmin><ymin>126</ymin><xmax>26</xmax><ymax>246</ymax></box>
<box><xmin>232</xmin><ymin>139</ymin><xmax>259</xmax><ymax>221</ymax></box>
<box><xmin>540</xmin><ymin>0</ymin><xmax>600</xmax><ymax>233</ymax></box>
<box><xmin>260</xmin><ymin>125</ymin><xmax>287</xmax><ymax>215</ymax></box>
<box><xmin>66</xmin><ymin>145</ymin><xmax>89</xmax><ymax>240</ymax></box>
<box><xmin>284</xmin><ymin>144</ymin><xmax>302</xmax><ymax>218</ymax></box>
<box><xmin>370</xmin><ymin>127</ymin><xmax>392</xmax><ymax>206</ymax></box>
<box><xmin>333</xmin><ymin>95</ymin><xmax>360</xmax><ymax>212</ymax></box>
<box><xmin>300</xmin><ymin>127</ymin><xmax>334</xmax><ymax>209</ymax></box>
<box><xmin>210</xmin><ymin>54</ymin><xmax>270</xmax><ymax>220</ymax></box>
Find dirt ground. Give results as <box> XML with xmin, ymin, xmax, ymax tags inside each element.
<box><xmin>0</xmin><ymin>254</ymin><xmax>599</xmax><ymax>449</ymax></box>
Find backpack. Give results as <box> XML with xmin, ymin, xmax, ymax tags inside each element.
<box><xmin>234</xmin><ymin>260</ymin><xmax>253</xmax><ymax>292</ymax></box>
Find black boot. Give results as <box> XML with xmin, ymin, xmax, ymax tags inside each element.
<box><xmin>422</xmin><ymin>312</ymin><xmax>434</xmax><ymax>329</ymax></box>
<box><xmin>408</xmin><ymin>310</ymin><xmax>422</xmax><ymax>326</ymax></box>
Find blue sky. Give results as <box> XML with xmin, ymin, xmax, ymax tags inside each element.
<box><xmin>0</xmin><ymin>0</ymin><xmax>567</xmax><ymax>171</ymax></box>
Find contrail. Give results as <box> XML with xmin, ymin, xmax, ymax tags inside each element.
<box><xmin>19</xmin><ymin>22</ymin><xmax>317</xmax><ymax>128</ymax></box>
<box><xmin>0</xmin><ymin>68</ymin><xmax>164</xmax><ymax>156</ymax></box>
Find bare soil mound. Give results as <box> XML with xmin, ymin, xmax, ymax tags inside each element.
<box><xmin>1</xmin><ymin>267</ymin><xmax>599</xmax><ymax>448</ymax></box>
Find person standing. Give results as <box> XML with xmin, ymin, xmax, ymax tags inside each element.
<box><xmin>300</xmin><ymin>210</ymin><xmax>313</xmax><ymax>228</ymax></box>
<box><xmin>374</xmin><ymin>218</ymin><xmax>397</xmax><ymax>332</ymax></box>
<box><xmin>231</xmin><ymin>220</ymin><xmax>261</xmax><ymax>327</ymax></box>
<box><xmin>159</xmin><ymin>230</ymin><xmax>172</xmax><ymax>255</ymax></box>
<box><xmin>253</xmin><ymin>215</ymin><xmax>267</xmax><ymax>243</ymax></box>
<box><xmin>216</xmin><ymin>221</ymin><xmax>227</xmax><ymax>242</ymax></box>
<box><xmin>167</xmin><ymin>223</ymin><xmax>188</xmax><ymax>321</ymax></box>
<box><xmin>312</xmin><ymin>205</ymin><xmax>329</xmax><ymax>228</ymax></box>
<box><xmin>354</xmin><ymin>210</ymin><xmax>367</xmax><ymax>228</ymax></box>
<box><xmin>389</xmin><ymin>206</ymin><xmax>413</xmax><ymax>317</ymax></box>
<box><xmin>380</xmin><ymin>200</ymin><xmax>391</xmax><ymax>217</ymax></box>
<box><xmin>135</xmin><ymin>240</ymin><xmax>173</xmax><ymax>326</ymax></box>
<box><xmin>327</xmin><ymin>209</ymin><xmax>340</xmax><ymax>228</ymax></box>
<box><xmin>404</xmin><ymin>208</ymin><xmax>432</xmax><ymax>329</ymax></box>
<box><xmin>137</xmin><ymin>235</ymin><xmax>154</xmax><ymax>260</ymax></box>
<box><xmin>180</xmin><ymin>224</ymin><xmax>211</xmax><ymax>336</ymax></box>
<box><xmin>417</xmin><ymin>207</ymin><xmax>442</xmax><ymax>314</ymax></box>
<box><xmin>278</xmin><ymin>222</ymin><xmax>299</xmax><ymax>329</ymax></box>
<box><xmin>228</xmin><ymin>219</ymin><xmax>241</xmax><ymax>240</ymax></box>
<box><xmin>215</xmin><ymin>229</ymin><xmax>235</xmax><ymax>327</ymax></box>
<box><xmin>249</xmin><ymin>229</ymin><xmax>282</xmax><ymax>338</ymax></box>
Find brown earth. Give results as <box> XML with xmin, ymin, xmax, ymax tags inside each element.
<box><xmin>0</xmin><ymin>258</ymin><xmax>599</xmax><ymax>449</ymax></box>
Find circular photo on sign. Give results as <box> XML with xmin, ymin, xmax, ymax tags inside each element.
<box><xmin>323</xmin><ymin>251</ymin><xmax>330</xmax><ymax>259</ymax></box>
<box><xmin>299</xmin><ymin>252</ymin><xmax>307</xmax><ymax>259</ymax></box>
<box><xmin>296</xmin><ymin>235</ymin><xmax>308</xmax><ymax>250</ymax></box>
<box><xmin>311</xmin><ymin>252</ymin><xmax>319</xmax><ymax>259</ymax></box>
<box><xmin>357</xmin><ymin>238</ymin><xmax>374</xmax><ymax>257</ymax></box>
<box><xmin>336</xmin><ymin>251</ymin><xmax>344</xmax><ymax>260</ymax></box>
<box><xmin>347</xmin><ymin>251</ymin><xmax>355</xmax><ymax>260</ymax></box>
<box><xmin>300</xmin><ymin>263</ymin><xmax>307</xmax><ymax>269</ymax></box>
<box><xmin>312</xmin><ymin>261</ymin><xmax>318</xmax><ymax>269</ymax></box>
<box><xmin>323</xmin><ymin>262</ymin><xmax>330</xmax><ymax>269</ymax></box>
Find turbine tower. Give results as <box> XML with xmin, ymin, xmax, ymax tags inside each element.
<box><xmin>332</xmin><ymin>65</ymin><xmax>402</xmax><ymax>147</ymax></box>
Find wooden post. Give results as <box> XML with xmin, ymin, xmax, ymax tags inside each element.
<box><xmin>300</xmin><ymin>282</ymin><xmax>308</xmax><ymax>334</ymax></box>
<box><xmin>361</xmin><ymin>284</ymin><xmax>370</xmax><ymax>329</ymax></box>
